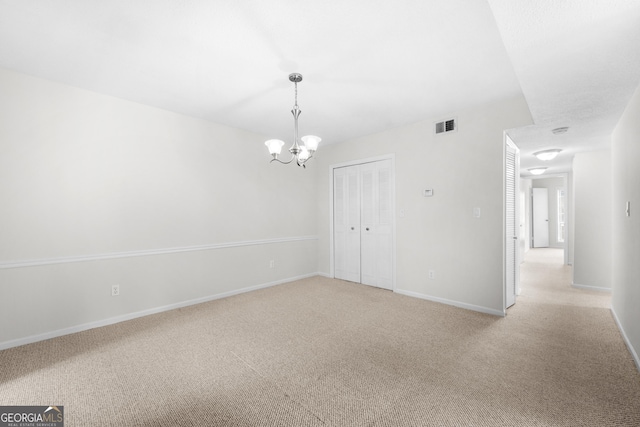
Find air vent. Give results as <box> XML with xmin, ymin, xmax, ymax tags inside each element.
<box><xmin>435</xmin><ymin>118</ymin><xmax>457</xmax><ymax>135</ymax></box>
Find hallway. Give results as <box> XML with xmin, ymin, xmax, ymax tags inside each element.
<box><xmin>518</xmin><ymin>248</ymin><xmax>611</xmax><ymax>309</ymax></box>
<box><xmin>499</xmin><ymin>247</ymin><xmax>640</xmax><ymax>424</ymax></box>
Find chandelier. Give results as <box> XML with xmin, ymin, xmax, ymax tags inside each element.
<box><xmin>264</xmin><ymin>73</ymin><xmax>321</xmax><ymax>168</ymax></box>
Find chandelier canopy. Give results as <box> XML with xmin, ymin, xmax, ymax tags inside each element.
<box><xmin>264</xmin><ymin>73</ymin><xmax>321</xmax><ymax>168</ymax></box>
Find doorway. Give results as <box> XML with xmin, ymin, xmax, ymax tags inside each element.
<box><xmin>331</xmin><ymin>156</ymin><xmax>395</xmax><ymax>290</ymax></box>
<box><xmin>532</xmin><ymin>188</ymin><xmax>550</xmax><ymax>247</ymax></box>
<box><xmin>520</xmin><ymin>176</ymin><xmax>570</xmax><ymax>297</ymax></box>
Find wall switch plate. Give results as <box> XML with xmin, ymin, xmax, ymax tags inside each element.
<box><xmin>423</xmin><ymin>189</ymin><xmax>433</xmax><ymax>197</ymax></box>
<box><xmin>269</xmin><ymin>260</ymin><xmax>275</xmax><ymax>268</ymax></box>
<box><xmin>111</xmin><ymin>285</ymin><xmax>120</xmax><ymax>297</ymax></box>
<box><xmin>473</xmin><ymin>207</ymin><xmax>481</xmax><ymax>218</ymax></box>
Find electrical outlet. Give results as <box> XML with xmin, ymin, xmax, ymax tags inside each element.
<box><xmin>111</xmin><ymin>285</ymin><xmax>120</xmax><ymax>297</ymax></box>
<box><xmin>428</xmin><ymin>270</ymin><xmax>435</xmax><ymax>280</ymax></box>
<box><xmin>269</xmin><ymin>260</ymin><xmax>275</xmax><ymax>268</ymax></box>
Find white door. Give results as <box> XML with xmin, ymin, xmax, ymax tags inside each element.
<box><xmin>532</xmin><ymin>188</ymin><xmax>549</xmax><ymax>247</ymax></box>
<box><xmin>519</xmin><ymin>190</ymin><xmax>527</xmax><ymax>261</ymax></box>
<box><xmin>333</xmin><ymin>159</ymin><xmax>393</xmax><ymax>290</ymax></box>
<box><xmin>334</xmin><ymin>165</ymin><xmax>361</xmax><ymax>282</ymax></box>
<box><xmin>360</xmin><ymin>160</ymin><xmax>393</xmax><ymax>290</ymax></box>
<box><xmin>505</xmin><ymin>139</ymin><xmax>518</xmax><ymax>308</ymax></box>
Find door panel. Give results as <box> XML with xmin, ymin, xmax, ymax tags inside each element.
<box><xmin>334</xmin><ymin>165</ymin><xmax>360</xmax><ymax>282</ymax></box>
<box><xmin>360</xmin><ymin>166</ymin><xmax>375</xmax><ymax>285</ymax></box>
<box><xmin>360</xmin><ymin>160</ymin><xmax>393</xmax><ymax>290</ymax></box>
<box><xmin>532</xmin><ymin>188</ymin><xmax>549</xmax><ymax>248</ymax></box>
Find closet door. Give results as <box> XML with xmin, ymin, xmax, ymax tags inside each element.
<box><xmin>333</xmin><ymin>165</ymin><xmax>361</xmax><ymax>282</ymax></box>
<box><xmin>360</xmin><ymin>160</ymin><xmax>393</xmax><ymax>290</ymax></box>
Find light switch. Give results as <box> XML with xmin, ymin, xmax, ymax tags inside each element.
<box><xmin>473</xmin><ymin>207</ymin><xmax>481</xmax><ymax>218</ymax></box>
<box><xmin>423</xmin><ymin>189</ymin><xmax>433</xmax><ymax>197</ymax></box>
<box><xmin>626</xmin><ymin>201</ymin><xmax>631</xmax><ymax>217</ymax></box>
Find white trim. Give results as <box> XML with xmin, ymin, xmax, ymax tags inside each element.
<box><xmin>394</xmin><ymin>288</ymin><xmax>505</xmax><ymax>317</ymax></box>
<box><xmin>0</xmin><ymin>236</ymin><xmax>318</xmax><ymax>270</ymax></box>
<box><xmin>571</xmin><ymin>283</ymin><xmax>612</xmax><ymax>292</ymax></box>
<box><xmin>330</xmin><ymin>154</ymin><xmax>397</xmax><ymax>170</ymax></box>
<box><xmin>611</xmin><ymin>307</ymin><xmax>640</xmax><ymax>373</ymax></box>
<box><xmin>328</xmin><ymin>154</ymin><xmax>397</xmax><ymax>291</ymax></box>
<box><xmin>0</xmin><ymin>272</ymin><xmax>319</xmax><ymax>351</ymax></box>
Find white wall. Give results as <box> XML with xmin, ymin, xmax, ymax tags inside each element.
<box><xmin>611</xmin><ymin>82</ymin><xmax>640</xmax><ymax>370</ymax></box>
<box><xmin>572</xmin><ymin>150</ymin><xmax>612</xmax><ymax>290</ymax></box>
<box><xmin>315</xmin><ymin>95</ymin><xmax>533</xmax><ymax>315</ymax></box>
<box><xmin>0</xmin><ymin>68</ymin><xmax>318</xmax><ymax>348</ymax></box>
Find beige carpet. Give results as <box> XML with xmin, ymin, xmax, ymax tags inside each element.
<box><xmin>1</xmin><ymin>248</ymin><xmax>639</xmax><ymax>426</ymax></box>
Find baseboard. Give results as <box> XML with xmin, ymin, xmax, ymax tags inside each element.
<box><xmin>571</xmin><ymin>283</ymin><xmax>612</xmax><ymax>292</ymax></box>
<box><xmin>611</xmin><ymin>307</ymin><xmax>640</xmax><ymax>373</ymax></box>
<box><xmin>394</xmin><ymin>289</ymin><xmax>505</xmax><ymax>317</ymax></box>
<box><xmin>0</xmin><ymin>272</ymin><xmax>319</xmax><ymax>351</ymax></box>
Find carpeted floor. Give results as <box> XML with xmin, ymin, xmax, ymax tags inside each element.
<box><xmin>1</xmin><ymin>248</ymin><xmax>639</xmax><ymax>426</ymax></box>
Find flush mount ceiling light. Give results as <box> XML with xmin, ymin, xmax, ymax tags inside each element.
<box><xmin>534</xmin><ymin>148</ymin><xmax>562</xmax><ymax>161</ymax></box>
<box><xmin>528</xmin><ymin>167</ymin><xmax>547</xmax><ymax>175</ymax></box>
<box><xmin>264</xmin><ymin>73</ymin><xmax>321</xmax><ymax>168</ymax></box>
<box><xmin>552</xmin><ymin>127</ymin><xmax>569</xmax><ymax>135</ymax></box>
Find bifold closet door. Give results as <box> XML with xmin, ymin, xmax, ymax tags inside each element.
<box><xmin>334</xmin><ymin>159</ymin><xmax>393</xmax><ymax>290</ymax></box>
<box><xmin>334</xmin><ymin>164</ymin><xmax>361</xmax><ymax>283</ymax></box>
<box><xmin>505</xmin><ymin>142</ymin><xmax>518</xmax><ymax>308</ymax></box>
<box><xmin>360</xmin><ymin>160</ymin><xmax>393</xmax><ymax>289</ymax></box>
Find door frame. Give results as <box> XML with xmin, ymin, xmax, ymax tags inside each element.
<box><xmin>329</xmin><ymin>154</ymin><xmax>396</xmax><ymax>291</ymax></box>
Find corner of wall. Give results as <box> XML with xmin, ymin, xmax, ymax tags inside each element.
<box><xmin>611</xmin><ymin>307</ymin><xmax>640</xmax><ymax>373</ymax></box>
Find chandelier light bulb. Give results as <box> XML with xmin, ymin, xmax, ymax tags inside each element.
<box><xmin>301</xmin><ymin>135</ymin><xmax>321</xmax><ymax>152</ymax></box>
<box><xmin>265</xmin><ymin>139</ymin><xmax>285</xmax><ymax>158</ymax></box>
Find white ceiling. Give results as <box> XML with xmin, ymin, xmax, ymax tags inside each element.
<box><xmin>489</xmin><ymin>0</ymin><xmax>640</xmax><ymax>176</ymax></box>
<box><xmin>1</xmin><ymin>0</ymin><xmax>639</xmax><ymax>177</ymax></box>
